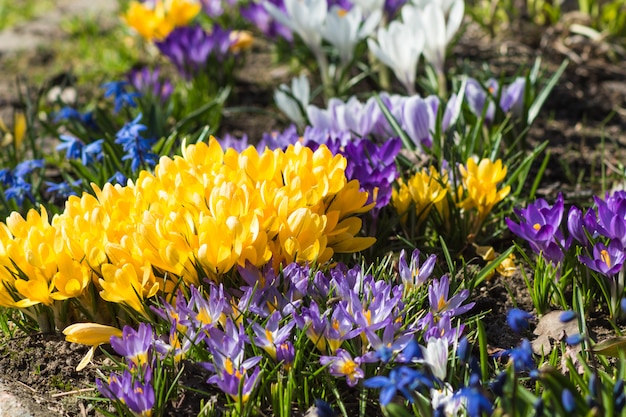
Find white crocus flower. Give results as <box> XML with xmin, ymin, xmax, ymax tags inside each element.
<box><xmin>431</xmin><ymin>383</ymin><xmax>466</xmax><ymax>416</ymax></box>
<box><xmin>264</xmin><ymin>0</ymin><xmax>328</xmax><ymax>51</ymax></box>
<box><xmin>367</xmin><ymin>20</ymin><xmax>424</xmax><ymax>94</ymax></box>
<box><xmin>274</xmin><ymin>74</ymin><xmax>311</xmax><ymax>127</ymax></box>
<box><xmin>323</xmin><ymin>6</ymin><xmax>381</xmax><ymax>66</ymax></box>
<box><xmin>422</xmin><ymin>337</ymin><xmax>449</xmax><ymax>381</ymax></box>
<box><xmin>402</xmin><ymin>0</ymin><xmax>464</xmax><ymax>74</ymax></box>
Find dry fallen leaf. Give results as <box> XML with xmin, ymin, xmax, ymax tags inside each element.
<box><xmin>531</xmin><ymin>310</ymin><xmax>580</xmax><ymax>355</ymax></box>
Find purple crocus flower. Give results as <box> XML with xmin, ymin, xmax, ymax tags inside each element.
<box><xmin>276</xmin><ymin>340</ymin><xmax>295</xmax><ymax>370</ymax></box>
<box><xmin>325</xmin><ymin>303</ymin><xmax>361</xmax><ymax>353</ymax></box>
<box><xmin>241</xmin><ymin>0</ymin><xmax>293</xmax><ymax>41</ymax></box>
<box><xmin>319</xmin><ymin>348</ymin><xmax>365</xmax><ymax>387</ymax></box>
<box><xmin>579</xmin><ymin>239</ymin><xmax>625</xmax><ymax>277</ymax></box>
<box><xmin>208</xmin><ymin>365</ymin><xmax>261</xmax><ymax>403</ymax></box>
<box><xmin>217</xmin><ymin>132</ymin><xmax>250</xmax><ymax>152</ymax></box>
<box><xmin>251</xmin><ymin>311</ymin><xmax>296</xmax><ymax>360</ymax></box>
<box><xmin>110</xmin><ymin>323</ymin><xmax>154</xmax><ymax>367</ymax></box>
<box><xmin>204</xmin><ymin>318</ymin><xmax>261</xmax><ymax>376</ymax></box>
<box><xmin>126</xmin><ymin>66</ymin><xmax>173</xmax><ymax>103</ymax></box>
<box><xmin>156</xmin><ymin>25</ymin><xmax>235</xmax><ymax>80</ymax></box>
<box><xmin>362</xmin><ymin>326</ymin><xmax>414</xmax><ymax>363</ymax></box>
<box><xmin>427</xmin><ymin>274</ymin><xmax>475</xmax><ymax>318</ymax></box>
<box><xmin>294</xmin><ymin>301</ymin><xmax>329</xmax><ymax>353</ymax></box>
<box><xmin>125</xmin><ymin>380</ymin><xmax>156</xmax><ymax>417</ymax></box>
<box><xmin>96</xmin><ymin>370</ymin><xmax>155</xmax><ymax>417</ymax></box>
<box><xmin>567</xmin><ymin>205</ymin><xmax>588</xmax><ymax>244</ymax></box>
<box><xmin>401</xmin><ymin>95</ymin><xmax>439</xmax><ymax>149</ymax></box>
<box><xmin>506</xmin><ymin>193</ymin><xmax>570</xmax><ymax>264</ymax></box>
<box><xmin>188</xmin><ymin>283</ymin><xmax>232</xmax><ymax>332</ymax></box>
<box><xmin>465</xmin><ymin>77</ymin><xmax>526</xmax><ymax>124</ymax></box>
<box><xmin>398</xmin><ymin>248</ymin><xmax>437</xmax><ymax>293</ymax></box>
<box><xmin>587</xmin><ymin>191</ymin><xmax>626</xmax><ymax>248</ymax></box>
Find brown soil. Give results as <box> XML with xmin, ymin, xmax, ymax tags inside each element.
<box><xmin>1</xmin><ymin>6</ymin><xmax>626</xmax><ymax>417</ymax></box>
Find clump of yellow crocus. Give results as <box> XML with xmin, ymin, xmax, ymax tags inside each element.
<box><xmin>392</xmin><ymin>166</ymin><xmax>449</xmax><ymax>228</ymax></box>
<box><xmin>458</xmin><ymin>157</ymin><xmax>510</xmax><ymax>234</ymax></box>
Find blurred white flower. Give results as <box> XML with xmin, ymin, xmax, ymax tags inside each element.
<box><xmin>367</xmin><ymin>20</ymin><xmax>424</xmax><ymax>94</ymax></box>
<box><xmin>323</xmin><ymin>6</ymin><xmax>381</xmax><ymax>66</ymax></box>
<box><xmin>264</xmin><ymin>0</ymin><xmax>328</xmax><ymax>51</ymax></box>
<box><xmin>402</xmin><ymin>0</ymin><xmax>464</xmax><ymax>74</ymax></box>
<box><xmin>274</xmin><ymin>74</ymin><xmax>311</xmax><ymax>127</ymax></box>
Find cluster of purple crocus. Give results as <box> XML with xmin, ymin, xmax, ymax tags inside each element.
<box><xmin>155</xmin><ymin>25</ymin><xmax>236</xmax><ymax>80</ymax></box>
<box><xmin>218</xmin><ymin>126</ymin><xmax>402</xmax><ymax>212</ymax></box>
<box><xmin>568</xmin><ymin>190</ymin><xmax>626</xmax><ymax>277</ymax></box>
<box><xmin>508</xmin><ymin>191</ymin><xmax>626</xmax><ymax>276</ymax></box>
<box><xmin>98</xmin><ymin>249</ymin><xmax>477</xmax><ymax>412</ymax></box>
<box><xmin>508</xmin><ymin>191</ymin><xmax>626</xmax><ymax>316</ymax></box>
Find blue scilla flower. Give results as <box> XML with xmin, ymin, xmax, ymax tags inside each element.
<box><xmin>4</xmin><ymin>176</ymin><xmax>33</xmax><ymax>205</ymax></box>
<box><xmin>115</xmin><ymin>114</ymin><xmax>158</xmax><ymax>172</ymax></box>
<box><xmin>57</xmin><ymin>134</ymin><xmax>84</xmax><ymax>160</ymax></box>
<box><xmin>53</xmin><ymin>106</ymin><xmax>82</xmax><ymax>123</ymax></box>
<box><xmin>454</xmin><ymin>384</ymin><xmax>493</xmax><ymax>417</ymax></box>
<box><xmin>562</xmin><ymin>388</ymin><xmax>576</xmax><ymax>413</ymax></box>
<box><xmin>364</xmin><ymin>366</ymin><xmax>433</xmax><ymax>406</ymax></box>
<box><xmin>45</xmin><ymin>179</ymin><xmax>82</xmax><ymax>199</ymax></box>
<box><xmin>101</xmin><ymin>81</ymin><xmax>140</xmax><ymax>113</ymax></box>
<box><xmin>507</xmin><ymin>308</ymin><xmax>534</xmax><ymax>333</ymax></box>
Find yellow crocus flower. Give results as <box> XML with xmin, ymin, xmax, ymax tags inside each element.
<box><xmin>392</xmin><ymin>166</ymin><xmax>448</xmax><ymax>227</ymax></box>
<box><xmin>99</xmin><ymin>262</ymin><xmax>159</xmax><ymax>318</ymax></box>
<box><xmin>51</xmin><ymin>252</ymin><xmax>92</xmax><ymax>301</ymax></box>
<box><xmin>458</xmin><ymin>157</ymin><xmax>510</xmax><ymax>220</ymax></box>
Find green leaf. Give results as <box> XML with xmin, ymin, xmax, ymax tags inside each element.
<box><xmin>527</xmin><ymin>60</ymin><xmax>568</xmax><ymax>125</ymax></box>
<box><xmin>592</xmin><ymin>336</ymin><xmax>626</xmax><ymax>357</ymax></box>
<box><xmin>385</xmin><ymin>403</ymin><xmax>416</xmax><ymax>417</ymax></box>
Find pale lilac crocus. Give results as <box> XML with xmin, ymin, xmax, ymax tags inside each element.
<box><xmin>362</xmin><ymin>325</ymin><xmax>414</xmax><ymax>363</ymax></box>
<box><xmin>320</xmin><ymin>348</ymin><xmax>365</xmax><ymax>387</ymax></box>
<box><xmin>251</xmin><ymin>311</ymin><xmax>296</xmax><ymax>360</ymax></box>
<box><xmin>110</xmin><ymin>323</ymin><xmax>154</xmax><ymax>368</ymax></box>
<box><xmin>208</xmin><ymin>366</ymin><xmax>262</xmax><ymax>403</ymax></box>
<box><xmin>398</xmin><ymin>248</ymin><xmax>437</xmax><ymax>293</ymax></box>
<box><xmin>428</xmin><ymin>274</ymin><xmax>475</xmax><ymax>319</ymax></box>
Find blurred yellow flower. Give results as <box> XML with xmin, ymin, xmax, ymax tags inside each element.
<box><xmin>121</xmin><ymin>0</ymin><xmax>201</xmax><ymax>41</ymax></box>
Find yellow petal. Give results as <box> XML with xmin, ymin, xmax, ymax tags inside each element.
<box><xmin>63</xmin><ymin>323</ymin><xmax>122</xmax><ymax>346</ymax></box>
